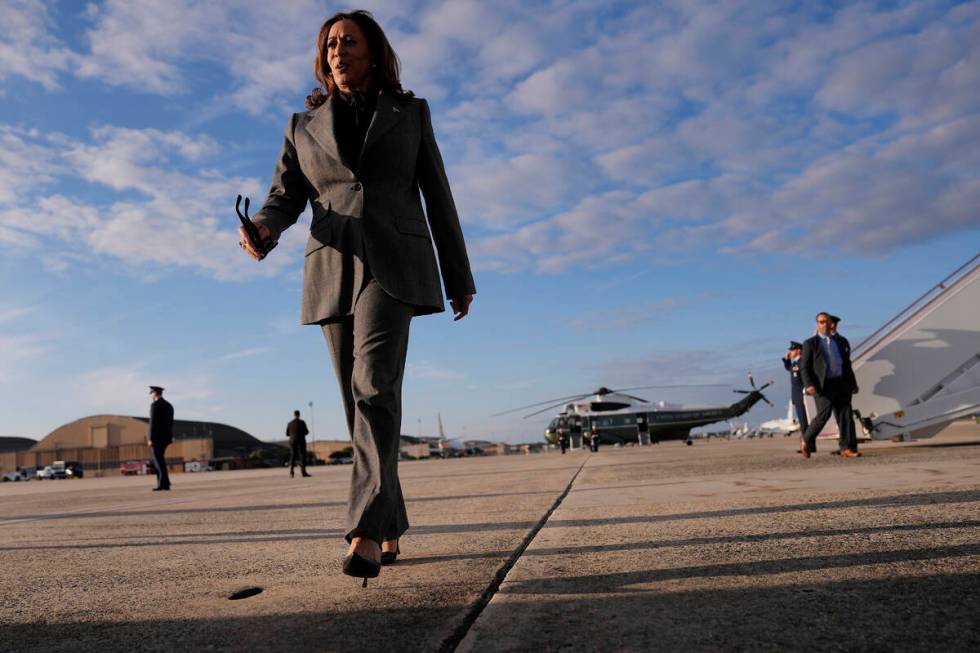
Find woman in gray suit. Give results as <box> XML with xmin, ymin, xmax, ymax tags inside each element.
<box><xmin>240</xmin><ymin>10</ymin><xmax>475</xmax><ymax>585</ymax></box>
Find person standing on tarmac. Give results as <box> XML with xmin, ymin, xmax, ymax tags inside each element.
<box><xmin>147</xmin><ymin>386</ymin><xmax>174</xmax><ymax>491</ymax></box>
<box><xmin>636</xmin><ymin>415</ymin><xmax>650</xmax><ymax>445</ymax></box>
<box><xmin>589</xmin><ymin>424</ymin><xmax>600</xmax><ymax>452</ymax></box>
<box><xmin>287</xmin><ymin>410</ymin><xmax>312</xmax><ymax>478</ymax></box>
<box><xmin>557</xmin><ymin>418</ymin><xmax>569</xmax><ymax>454</ymax></box>
<box><xmin>783</xmin><ymin>340</ymin><xmax>809</xmax><ymax>448</ymax></box>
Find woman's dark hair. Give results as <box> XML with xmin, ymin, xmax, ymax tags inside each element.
<box><xmin>306</xmin><ymin>10</ymin><xmax>402</xmax><ymax>109</ymax></box>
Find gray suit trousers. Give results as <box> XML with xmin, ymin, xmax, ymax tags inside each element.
<box><xmin>322</xmin><ymin>276</ymin><xmax>412</xmax><ymax>545</ymax></box>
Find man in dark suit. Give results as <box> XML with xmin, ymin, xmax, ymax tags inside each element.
<box><xmin>783</xmin><ymin>340</ymin><xmax>809</xmax><ymax>437</ymax></box>
<box><xmin>147</xmin><ymin>386</ymin><xmax>174</xmax><ymax>490</ymax></box>
<box><xmin>799</xmin><ymin>313</ymin><xmax>860</xmax><ymax>458</ymax></box>
<box><xmin>287</xmin><ymin>410</ymin><xmax>311</xmax><ymax>478</ymax></box>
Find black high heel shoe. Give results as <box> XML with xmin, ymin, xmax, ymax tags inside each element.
<box><xmin>380</xmin><ymin>541</ymin><xmax>401</xmax><ymax>566</ymax></box>
<box><xmin>342</xmin><ymin>552</ymin><xmax>381</xmax><ymax>588</ymax></box>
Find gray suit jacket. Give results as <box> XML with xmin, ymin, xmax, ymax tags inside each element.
<box><xmin>252</xmin><ymin>90</ymin><xmax>476</xmax><ymax>324</ymax></box>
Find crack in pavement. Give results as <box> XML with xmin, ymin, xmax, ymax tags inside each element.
<box><xmin>438</xmin><ymin>455</ymin><xmax>591</xmax><ymax>653</ymax></box>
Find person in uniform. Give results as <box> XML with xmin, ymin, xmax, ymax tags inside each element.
<box><xmin>589</xmin><ymin>424</ymin><xmax>600</xmax><ymax>452</ymax></box>
<box><xmin>147</xmin><ymin>386</ymin><xmax>174</xmax><ymax>491</ymax></box>
<box><xmin>783</xmin><ymin>340</ymin><xmax>809</xmax><ymax>441</ymax></box>
<box><xmin>800</xmin><ymin>312</ymin><xmax>860</xmax><ymax>458</ymax></box>
<box><xmin>287</xmin><ymin>410</ymin><xmax>312</xmax><ymax>478</ymax></box>
<box><xmin>557</xmin><ymin>417</ymin><xmax>569</xmax><ymax>454</ymax></box>
<box><xmin>636</xmin><ymin>414</ymin><xmax>650</xmax><ymax>446</ymax></box>
<box><xmin>828</xmin><ymin>314</ymin><xmax>842</xmax><ymax>336</ymax></box>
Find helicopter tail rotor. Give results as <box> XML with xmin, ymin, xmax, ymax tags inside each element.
<box><xmin>733</xmin><ymin>372</ymin><xmax>774</xmax><ymax>406</ymax></box>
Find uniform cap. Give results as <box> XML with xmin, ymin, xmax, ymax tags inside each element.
<box><xmin>789</xmin><ymin>341</ymin><xmax>802</xmax><ymax>349</ymax></box>
<box><xmin>148</xmin><ymin>386</ymin><xmax>164</xmax><ymax>394</ymax></box>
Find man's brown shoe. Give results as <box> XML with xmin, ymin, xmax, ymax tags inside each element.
<box><xmin>841</xmin><ymin>449</ymin><xmax>861</xmax><ymax>458</ymax></box>
<box><xmin>801</xmin><ymin>441</ymin><xmax>811</xmax><ymax>458</ymax></box>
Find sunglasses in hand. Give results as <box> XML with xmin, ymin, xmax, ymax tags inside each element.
<box><xmin>236</xmin><ymin>194</ymin><xmax>277</xmax><ymax>260</ymax></box>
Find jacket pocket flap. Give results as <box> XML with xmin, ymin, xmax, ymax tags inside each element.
<box><xmin>395</xmin><ymin>217</ymin><xmax>430</xmax><ymax>238</ymax></box>
<box><xmin>305</xmin><ymin>205</ymin><xmax>333</xmax><ymax>256</ymax></box>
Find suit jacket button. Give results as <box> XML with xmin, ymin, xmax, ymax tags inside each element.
<box><xmin>352</xmin><ymin>183</ymin><xmax>362</xmax><ymax>191</ymax></box>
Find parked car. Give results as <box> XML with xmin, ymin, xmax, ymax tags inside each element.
<box><xmin>47</xmin><ymin>461</ymin><xmax>69</xmax><ymax>479</ymax></box>
<box><xmin>64</xmin><ymin>461</ymin><xmax>84</xmax><ymax>479</ymax></box>
<box><xmin>36</xmin><ymin>465</ymin><xmax>55</xmax><ymax>480</ymax></box>
<box><xmin>1</xmin><ymin>468</ymin><xmax>31</xmax><ymax>482</ymax></box>
<box><xmin>184</xmin><ymin>461</ymin><xmax>213</xmax><ymax>473</ymax></box>
<box><xmin>120</xmin><ymin>460</ymin><xmax>149</xmax><ymax>476</ymax></box>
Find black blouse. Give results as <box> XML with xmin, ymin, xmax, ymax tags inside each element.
<box><xmin>333</xmin><ymin>88</ymin><xmax>378</xmax><ymax>172</ymax></box>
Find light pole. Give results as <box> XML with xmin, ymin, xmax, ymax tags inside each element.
<box><xmin>308</xmin><ymin>401</ymin><xmax>316</xmax><ymax>464</ymax></box>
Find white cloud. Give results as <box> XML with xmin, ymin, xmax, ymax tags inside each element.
<box><xmin>3</xmin><ymin>1</ymin><xmax>979</xmax><ymax>276</ymax></box>
<box><xmin>77</xmin><ymin>366</ymin><xmax>151</xmax><ymax>411</ymax></box>
<box><xmin>569</xmin><ymin>292</ymin><xmax>721</xmax><ymax>332</ymax></box>
<box><xmin>77</xmin><ymin>365</ymin><xmax>216</xmax><ymax>419</ymax></box>
<box><xmin>472</xmin><ymin>191</ymin><xmax>659</xmax><ymax>273</ymax></box>
<box><xmin>0</xmin><ymin>0</ymin><xmax>77</xmax><ymax>90</ymax></box>
<box><xmin>452</xmin><ymin>152</ymin><xmax>596</xmax><ymax>229</ymax></box>
<box><xmin>466</xmin><ymin>0</ymin><xmax>980</xmax><ymax>270</ymax></box>
<box><xmin>0</xmin><ymin>123</ymin><xmax>307</xmax><ymax>281</ymax></box>
<box><xmin>0</xmin><ymin>304</ymin><xmax>38</xmax><ymax>324</ymax></box>
<box><xmin>730</xmin><ymin>113</ymin><xmax>980</xmax><ymax>254</ymax></box>
<box><xmin>0</xmin><ymin>126</ymin><xmax>70</xmax><ymax>204</ymax></box>
<box><xmin>0</xmin><ymin>334</ymin><xmax>47</xmax><ymax>384</ymax></box>
<box><xmin>75</xmin><ymin>0</ymin><xmax>207</xmax><ymax>94</ymax></box>
<box><xmin>5</xmin><ymin>0</ymin><xmax>323</xmax><ymax>116</ymax></box>
<box><xmin>407</xmin><ymin>360</ymin><xmax>465</xmax><ymax>381</ymax></box>
<box><xmin>592</xmin><ymin>339</ymin><xmax>781</xmax><ymax>392</ymax></box>
<box><xmin>814</xmin><ymin>2</ymin><xmax>980</xmax><ymax>127</ymax></box>
<box><xmin>219</xmin><ymin>347</ymin><xmax>271</xmax><ymax>362</ymax></box>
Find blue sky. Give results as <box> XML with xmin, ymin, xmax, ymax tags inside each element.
<box><xmin>1</xmin><ymin>0</ymin><xmax>978</xmax><ymax>444</ymax></box>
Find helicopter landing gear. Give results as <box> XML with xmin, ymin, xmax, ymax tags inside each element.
<box><xmin>685</xmin><ymin>439</ymin><xmax>693</xmax><ymax>446</ymax></box>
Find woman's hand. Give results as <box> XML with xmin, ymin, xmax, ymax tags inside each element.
<box><xmin>239</xmin><ymin>223</ymin><xmax>271</xmax><ymax>261</ymax></box>
<box><xmin>450</xmin><ymin>294</ymin><xmax>473</xmax><ymax>321</ymax></box>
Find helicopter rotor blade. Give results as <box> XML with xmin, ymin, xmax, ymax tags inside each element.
<box><xmin>613</xmin><ymin>384</ymin><xmax>728</xmax><ymax>392</ymax></box>
<box><xmin>733</xmin><ymin>389</ymin><xmax>752</xmax><ymax>394</ymax></box>
<box><xmin>491</xmin><ymin>393</ymin><xmax>592</xmax><ymax>417</ymax></box>
<box><xmin>618</xmin><ymin>393</ymin><xmax>651</xmax><ymax>403</ymax></box>
<box><xmin>496</xmin><ymin>381</ymin><xmax>739</xmax><ymax>420</ymax></box>
<box><xmin>522</xmin><ymin>399</ymin><xmax>583</xmax><ymax>419</ymax></box>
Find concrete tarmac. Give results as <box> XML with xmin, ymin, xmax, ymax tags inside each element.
<box><xmin>2</xmin><ymin>423</ymin><xmax>978</xmax><ymax>652</ymax></box>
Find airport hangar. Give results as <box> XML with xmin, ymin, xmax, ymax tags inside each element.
<box><xmin>0</xmin><ymin>415</ymin><xmax>289</xmax><ymax>477</ymax></box>
<box><xmin>0</xmin><ymin>417</ymin><xmax>539</xmax><ymax>477</ymax></box>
